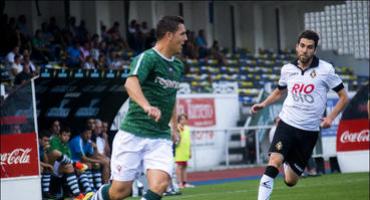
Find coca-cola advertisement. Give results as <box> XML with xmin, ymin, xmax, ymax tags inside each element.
<box><xmin>177</xmin><ymin>98</ymin><xmax>216</xmax><ymax>127</ymax></box>
<box><xmin>0</xmin><ymin>133</ymin><xmax>39</xmax><ymax>178</ymax></box>
<box><xmin>0</xmin><ymin>80</ymin><xmax>40</xmax><ymax>179</ymax></box>
<box><xmin>337</xmin><ymin>83</ymin><xmax>370</xmax><ymax>152</ymax></box>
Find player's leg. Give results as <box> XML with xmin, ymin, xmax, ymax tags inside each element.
<box><xmin>59</xmin><ymin>163</ymin><xmax>84</xmax><ymax>197</ymax></box>
<box><xmin>86</xmin><ymin>130</ymin><xmax>143</xmax><ymax>200</ymax></box>
<box><xmin>258</xmin><ymin>120</ymin><xmax>293</xmax><ymax>200</ymax></box>
<box><xmin>142</xmin><ymin>138</ymin><xmax>174</xmax><ymax>200</ymax></box>
<box><xmin>283</xmin><ymin>129</ymin><xmax>319</xmax><ymax>187</ymax></box>
<box><xmin>145</xmin><ymin>169</ymin><xmax>170</xmax><ymax>199</ymax></box>
<box><xmin>175</xmin><ymin>163</ymin><xmax>184</xmax><ymax>188</ymax></box>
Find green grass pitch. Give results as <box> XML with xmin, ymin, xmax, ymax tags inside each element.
<box><xmin>129</xmin><ymin>172</ymin><xmax>369</xmax><ymax>200</ymax></box>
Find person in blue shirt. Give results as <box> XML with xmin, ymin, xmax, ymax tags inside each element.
<box><xmin>69</xmin><ymin>128</ymin><xmax>103</xmax><ymax>192</ymax></box>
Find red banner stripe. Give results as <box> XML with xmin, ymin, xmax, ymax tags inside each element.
<box><xmin>0</xmin><ymin>116</ymin><xmax>28</xmax><ymax>125</ymax></box>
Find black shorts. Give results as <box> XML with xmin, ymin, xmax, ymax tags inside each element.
<box><xmin>269</xmin><ymin>120</ymin><xmax>319</xmax><ymax>176</ymax></box>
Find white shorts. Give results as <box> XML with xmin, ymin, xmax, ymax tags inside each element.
<box><xmin>110</xmin><ymin>130</ymin><xmax>174</xmax><ymax>182</ymax></box>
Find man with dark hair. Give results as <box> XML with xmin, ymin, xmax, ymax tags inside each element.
<box><xmin>251</xmin><ymin>30</ymin><xmax>349</xmax><ymax>200</ymax></box>
<box><xmin>86</xmin><ymin>15</ymin><xmax>187</xmax><ymax>200</ymax></box>
<box><xmin>47</xmin><ymin>125</ymin><xmax>86</xmax><ymax>199</ymax></box>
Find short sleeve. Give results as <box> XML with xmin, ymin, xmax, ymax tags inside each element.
<box><xmin>325</xmin><ymin>67</ymin><xmax>343</xmax><ymax>92</ymax></box>
<box><xmin>278</xmin><ymin>66</ymin><xmax>288</xmax><ymax>90</ymax></box>
<box><xmin>86</xmin><ymin>142</ymin><xmax>94</xmax><ymax>156</ymax></box>
<box><xmin>128</xmin><ymin>52</ymin><xmax>153</xmax><ymax>84</ymax></box>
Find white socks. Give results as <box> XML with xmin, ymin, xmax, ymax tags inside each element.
<box><xmin>258</xmin><ymin>174</ymin><xmax>274</xmax><ymax>200</ymax></box>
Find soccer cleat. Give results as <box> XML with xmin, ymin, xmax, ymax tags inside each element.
<box><xmin>74</xmin><ymin>161</ymin><xmax>89</xmax><ymax>173</ymax></box>
<box><xmin>74</xmin><ymin>193</ymin><xmax>85</xmax><ymax>200</ymax></box>
<box><xmin>82</xmin><ymin>191</ymin><xmax>94</xmax><ymax>200</ymax></box>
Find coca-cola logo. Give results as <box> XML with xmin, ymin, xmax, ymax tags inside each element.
<box><xmin>340</xmin><ymin>129</ymin><xmax>369</xmax><ymax>144</ymax></box>
<box><xmin>0</xmin><ymin>148</ymin><xmax>32</xmax><ymax>165</ymax></box>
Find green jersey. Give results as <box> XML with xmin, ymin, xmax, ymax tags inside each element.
<box><xmin>121</xmin><ymin>48</ymin><xmax>184</xmax><ymax>139</ymax></box>
<box><xmin>49</xmin><ymin>136</ymin><xmax>72</xmax><ymax>158</ymax></box>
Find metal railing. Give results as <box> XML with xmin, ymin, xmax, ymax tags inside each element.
<box><xmin>188</xmin><ymin>125</ymin><xmax>273</xmax><ymax>171</ymax></box>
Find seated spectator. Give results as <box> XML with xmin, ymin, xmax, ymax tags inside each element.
<box><xmin>82</xmin><ymin>55</ymin><xmax>96</xmax><ymax>70</ymax></box>
<box><xmin>14</xmin><ymin>62</ymin><xmax>33</xmax><ymax>85</ymax></box>
<box><xmin>96</xmin><ymin>54</ymin><xmax>108</xmax><ymax>69</ymax></box>
<box><xmin>38</xmin><ymin>131</ymin><xmax>53</xmax><ymax>198</ymax></box>
<box><xmin>107</xmin><ymin>21</ymin><xmax>122</xmax><ymax>41</ymax></box>
<box><xmin>66</xmin><ymin>41</ymin><xmax>83</xmax><ymax>68</ymax></box>
<box><xmin>209</xmin><ymin>40</ymin><xmax>226</xmax><ymax>65</ymax></box>
<box><xmin>47</xmin><ymin>126</ymin><xmax>86</xmax><ymax>199</ymax></box>
<box><xmin>79</xmin><ymin>40</ymin><xmax>91</xmax><ymax>61</ymax></box>
<box><xmin>91</xmin><ymin>119</ymin><xmax>110</xmax><ymax>183</ymax></box>
<box><xmin>195</xmin><ymin>29</ymin><xmax>208</xmax><ymax>58</ymax></box>
<box><xmin>5</xmin><ymin>45</ymin><xmax>20</xmax><ymax>65</ymax></box>
<box><xmin>31</xmin><ymin>29</ymin><xmax>51</xmax><ymax>62</ymax></box>
<box><xmin>69</xmin><ymin>128</ymin><xmax>103</xmax><ymax>192</ymax></box>
<box><xmin>9</xmin><ymin>54</ymin><xmax>23</xmax><ymax>83</ymax></box>
<box><xmin>22</xmin><ymin>49</ymin><xmax>36</xmax><ymax>74</ymax></box>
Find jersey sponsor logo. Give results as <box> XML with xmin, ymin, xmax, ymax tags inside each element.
<box><xmin>291</xmin><ymin>83</ymin><xmax>315</xmax><ymax>104</ymax></box>
<box><xmin>154</xmin><ymin>76</ymin><xmax>180</xmax><ymax>89</ymax></box>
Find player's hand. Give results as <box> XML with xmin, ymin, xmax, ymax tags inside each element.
<box><xmin>251</xmin><ymin>103</ymin><xmax>265</xmax><ymax>114</ymax></box>
<box><xmin>320</xmin><ymin>117</ymin><xmax>333</xmax><ymax>129</ymax></box>
<box><xmin>143</xmin><ymin>105</ymin><xmax>161</xmax><ymax>122</ymax></box>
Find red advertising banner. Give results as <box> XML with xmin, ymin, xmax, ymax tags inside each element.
<box><xmin>0</xmin><ymin>133</ymin><xmax>39</xmax><ymax>178</ymax></box>
<box><xmin>336</xmin><ymin>119</ymin><xmax>370</xmax><ymax>152</ymax></box>
<box><xmin>1</xmin><ymin>80</ymin><xmax>40</xmax><ymax>179</ymax></box>
<box><xmin>177</xmin><ymin>98</ymin><xmax>216</xmax><ymax>127</ymax></box>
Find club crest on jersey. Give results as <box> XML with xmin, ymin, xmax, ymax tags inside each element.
<box><xmin>310</xmin><ymin>70</ymin><xmax>316</xmax><ymax>78</ymax></box>
<box><xmin>275</xmin><ymin>141</ymin><xmax>283</xmax><ymax>151</ymax></box>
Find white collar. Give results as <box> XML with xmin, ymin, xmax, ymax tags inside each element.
<box><xmin>152</xmin><ymin>48</ymin><xmax>175</xmax><ymax>62</ymax></box>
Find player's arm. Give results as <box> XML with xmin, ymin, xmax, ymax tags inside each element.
<box><xmin>321</xmin><ymin>88</ymin><xmax>349</xmax><ymax>128</ymax></box>
<box><xmin>124</xmin><ymin>76</ymin><xmax>161</xmax><ymax>122</ymax></box>
<box><xmin>251</xmin><ymin>88</ymin><xmax>286</xmax><ymax>114</ymax></box>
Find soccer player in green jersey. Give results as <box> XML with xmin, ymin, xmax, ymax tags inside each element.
<box><xmin>85</xmin><ymin>16</ymin><xmax>187</xmax><ymax>200</ymax></box>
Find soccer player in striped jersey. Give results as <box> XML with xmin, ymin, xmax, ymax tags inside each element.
<box><xmin>85</xmin><ymin>15</ymin><xmax>187</xmax><ymax>200</ymax></box>
<box><xmin>252</xmin><ymin>30</ymin><xmax>349</xmax><ymax>200</ymax></box>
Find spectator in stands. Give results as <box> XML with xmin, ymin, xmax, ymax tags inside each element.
<box><xmin>5</xmin><ymin>45</ymin><xmax>20</xmax><ymax>65</ymax></box>
<box><xmin>14</xmin><ymin>61</ymin><xmax>32</xmax><ymax>85</ymax></box>
<box><xmin>31</xmin><ymin>29</ymin><xmax>51</xmax><ymax>62</ymax></box>
<box><xmin>69</xmin><ymin>128</ymin><xmax>103</xmax><ymax>192</ymax></box>
<box><xmin>65</xmin><ymin>16</ymin><xmax>78</xmax><ymax>37</ymax></box>
<box><xmin>83</xmin><ymin>55</ymin><xmax>96</xmax><ymax>70</ymax></box>
<box><xmin>107</xmin><ymin>21</ymin><xmax>122</xmax><ymax>41</ymax></box>
<box><xmin>77</xmin><ymin>20</ymin><xmax>89</xmax><ymax>42</ymax></box>
<box><xmin>100</xmin><ymin>23</ymin><xmax>110</xmax><ymax>42</ymax></box>
<box><xmin>80</xmin><ymin>40</ymin><xmax>91</xmax><ymax>61</ymax></box>
<box><xmin>127</xmin><ymin>19</ymin><xmax>137</xmax><ymax>50</ymax></box>
<box><xmin>175</xmin><ymin>114</ymin><xmax>195</xmax><ymax>189</ymax></box>
<box><xmin>17</xmin><ymin>14</ymin><xmax>32</xmax><ymax>41</ymax></box>
<box><xmin>66</xmin><ymin>40</ymin><xmax>83</xmax><ymax>68</ymax></box>
<box><xmin>96</xmin><ymin>54</ymin><xmax>108</xmax><ymax>69</ymax></box>
<box><xmin>38</xmin><ymin>131</ymin><xmax>53</xmax><ymax>198</ymax></box>
<box><xmin>9</xmin><ymin>54</ymin><xmax>23</xmax><ymax>82</ymax></box>
<box><xmin>47</xmin><ymin>126</ymin><xmax>86</xmax><ymax>199</ymax></box>
<box><xmin>47</xmin><ymin>17</ymin><xmax>61</xmax><ymax>36</ymax></box>
<box><xmin>209</xmin><ymin>40</ymin><xmax>226</xmax><ymax>65</ymax></box>
<box><xmin>195</xmin><ymin>29</ymin><xmax>208</xmax><ymax>58</ymax></box>
<box><xmin>90</xmin><ymin>34</ymin><xmax>100</xmax><ymax>61</ymax></box>
<box><xmin>145</xmin><ymin>28</ymin><xmax>157</xmax><ymax>49</ymax></box>
<box><xmin>22</xmin><ymin>49</ymin><xmax>36</xmax><ymax>73</ymax></box>
<box><xmin>182</xmin><ymin>30</ymin><xmax>198</xmax><ymax>59</ymax></box>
